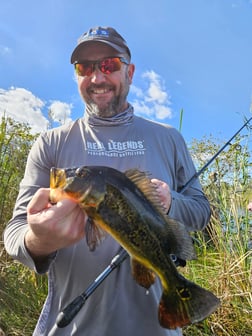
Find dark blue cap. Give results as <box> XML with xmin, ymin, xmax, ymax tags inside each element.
<box><xmin>71</xmin><ymin>26</ymin><xmax>131</xmax><ymax>64</ymax></box>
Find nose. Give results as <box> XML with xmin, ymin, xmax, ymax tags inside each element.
<box><xmin>89</xmin><ymin>66</ymin><xmax>107</xmax><ymax>84</ymax></box>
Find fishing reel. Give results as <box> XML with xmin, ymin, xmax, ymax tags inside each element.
<box><xmin>170</xmin><ymin>254</ymin><xmax>186</xmax><ymax>267</ymax></box>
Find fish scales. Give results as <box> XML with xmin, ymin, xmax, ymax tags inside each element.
<box><xmin>50</xmin><ymin>165</ymin><xmax>220</xmax><ymax>329</ymax></box>
<box><xmin>97</xmin><ymin>184</ymin><xmax>185</xmax><ymax>272</ymax></box>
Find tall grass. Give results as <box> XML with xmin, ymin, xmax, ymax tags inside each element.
<box><xmin>183</xmin><ymin>133</ymin><xmax>252</xmax><ymax>335</ymax></box>
<box><xmin>0</xmin><ymin>247</ymin><xmax>47</xmax><ymax>335</ymax></box>
<box><xmin>183</xmin><ymin>227</ymin><xmax>251</xmax><ymax>335</ymax></box>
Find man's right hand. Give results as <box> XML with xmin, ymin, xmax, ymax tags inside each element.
<box><xmin>25</xmin><ymin>188</ymin><xmax>87</xmax><ymax>260</ymax></box>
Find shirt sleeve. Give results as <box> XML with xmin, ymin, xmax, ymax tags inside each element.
<box><xmin>168</xmin><ymin>190</ymin><xmax>211</xmax><ymax>232</ymax></box>
<box><xmin>166</xmin><ymin>128</ymin><xmax>211</xmax><ymax>231</ymax></box>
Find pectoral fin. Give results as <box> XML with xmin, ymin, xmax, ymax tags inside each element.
<box><xmin>85</xmin><ymin>217</ymin><xmax>107</xmax><ymax>251</ymax></box>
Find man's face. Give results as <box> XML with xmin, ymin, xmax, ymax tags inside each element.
<box><xmin>75</xmin><ymin>42</ymin><xmax>135</xmax><ymax>117</ymax></box>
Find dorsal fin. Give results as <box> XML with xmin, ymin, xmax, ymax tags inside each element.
<box><xmin>124</xmin><ymin>169</ymin><xmax>166</xmax><ymax>214</ymax></box>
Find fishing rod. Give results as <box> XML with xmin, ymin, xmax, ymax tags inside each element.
<box><xmin>55</xmin><ymin>247</ymin><xmax>128</xmax><ymax>328</ymax></box>
<box><xmin>180</xmin><ymin>116</ymin><xmax>252</xmax><ymax>193</ymax></box>
<box><xmin>54</xmin><ymin>116</ymin><xmax>252</xmax><ymax>330</ymax></box>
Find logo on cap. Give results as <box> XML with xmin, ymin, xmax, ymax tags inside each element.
<box><xmin>89</xmin><ymin>28</ymin><xmax>110</xmax><ymax>38</ymax></box>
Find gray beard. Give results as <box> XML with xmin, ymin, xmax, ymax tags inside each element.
<box><xmin>85</xmin><ymin>95</ymin><xmax>122</xmax><ymax>118</ymax></box>
<box><xmin>85</xmin><ymin>73</ymin><xmax>130</xmax><ymax>118</ymax></box>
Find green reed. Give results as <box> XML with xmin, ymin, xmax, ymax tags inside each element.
<box><xmin>183</xmin><ymin>132</ymin><xmax>252</xmax><ymax>336</ymax></box>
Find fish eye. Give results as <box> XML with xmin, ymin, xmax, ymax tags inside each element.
<box><xmin>76</xmin><ymin>167</ymin><xmax>88</xmax><ymax>177</ymax></box>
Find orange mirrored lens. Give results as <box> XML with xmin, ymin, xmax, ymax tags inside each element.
<box><xmin>99</xmin><ymin>57</ymin><xmax>121</xmax><ymax>74</ymax></box>
<box><xmin>74</xmin><ymin>57</ymin><xmax>128</xmax><ymax>77</ymax></box>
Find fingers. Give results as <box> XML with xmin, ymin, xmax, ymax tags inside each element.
<box><xmin>151</xmin><ymin>178</ymin><xmax>171</xmax><ymax>213</ymax></box>
<box><xmin>27</xmin><ymin>188</ymin><xmax>52</xmax><ymax>214</ymax></box>
<box><xmin>26</xmin><ymin>188</ymin><xmax>87</xmax><ymax>257</ymax></box>
<box><xmin>27</xmin><ymin>188</ymin><xmax>79</xmax><ymax>222</ymax></box>
<box><xmin>44</xmin><ymin>198</ymin><xmax>80</xmax><ymax>224</ymax></box>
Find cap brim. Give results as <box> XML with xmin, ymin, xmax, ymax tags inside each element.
<box><xmin>70</xmin><ymin>40</ymin><xmax>127</xmax><ymax>64</ymax></box>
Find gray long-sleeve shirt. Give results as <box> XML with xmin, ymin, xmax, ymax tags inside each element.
<box><xmin>4</xmin><ymin>114</ymin><xmax>211</xmax><ymax>336</ymax></box>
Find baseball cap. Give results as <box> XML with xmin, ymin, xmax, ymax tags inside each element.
<box><xmin>70</xmin><ymin>26</ymin><xmax>131</xmax><ymax>64</ymax></box>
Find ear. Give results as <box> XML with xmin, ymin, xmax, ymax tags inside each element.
<box><xmin>127</xmin><ymin>63</ymin><xmax>135</xmax><ymax>84</ymax></box>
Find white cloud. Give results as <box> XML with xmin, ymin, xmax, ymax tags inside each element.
<box><xmin>131</xmin><ymin>100</ymin><xmax>153</xmax><ymax>117</ymax></box>
<box><xmin>0</xmin><ymin>87</ymin><xmax>73</xmax><ymax>133</ymax></box>
<box><xmin>154</xmin><ymin>104</ymin><xmax>172</xmax><ymax>119</ymax></box>
<box><xmin>48</xmin><ymin>101</ymin><xmax>73</xmax><ymax>125</ymax></box>
<box><xmin>0</xmin><ymin>87</ymin><xmax>49</xmax><ymax>133</ymax></box>
<box><xmin>131</xmin><ymin>70</ymin><xmax>172</xmax><ymax>120</ymax></box>
<box><xmin>143</xmin><ymin>71</ymin><xmax>168</xmax><ymax>104</ymax></box>
<box><xmin>130</xmin><ymin>85</ymin><xmax>143</xmax><ymax>98</ymax></box>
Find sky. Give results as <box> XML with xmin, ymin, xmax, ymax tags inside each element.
<box><xmin>0</xmin><ymin>0</ymin><xmax>252</xmax><ymax>143</ymax></box>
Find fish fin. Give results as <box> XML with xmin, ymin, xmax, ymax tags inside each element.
<box><xmin>162</xmin><ymin>217</ymin><xmax>196</xmax><ymax>261</ymax></box>
<box><xmin>124</xmin><ymin>169</ymin><xmax>165</xmax><ymax>213</ymax></box>
<box><xmin>158</xmin><ymin>277</ymin><xmax>220</xmax><ymax>329</ymax></box>
<box><xmin>125</xmin><ymin>169</ymin><xmax>195</xmax><ymax>260</ymax></box>
<box><xmin>85</xmin><ymin>217</ymin><xmax>107</xmax><ymax>252</ymax></box>
<box><xmin>131</xmin><ymin>258</ymin><xmax>156</xmax><ymax>289</ymax></box>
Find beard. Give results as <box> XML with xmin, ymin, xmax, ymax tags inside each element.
<box><xmin>85</xmin><ymin>91</ymin><xmax>128</xmax><ymax>118</ymax></box>
<box><xmin>82</xmin><ymin>74</ymin><xmax>131</xmax><ymax>118</ymax></box>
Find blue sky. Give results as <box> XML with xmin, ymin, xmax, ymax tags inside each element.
<box><xmin>0</xmin><ymin>0</ymin><xmax>252</xmax><ymax>142</ymax></box>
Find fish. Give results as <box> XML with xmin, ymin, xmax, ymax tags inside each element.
<box><xmin>50</xmin><ymin>165</ymin><xmax>220</xmax><ymax>329</ymax></box>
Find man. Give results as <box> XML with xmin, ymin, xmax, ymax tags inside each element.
<box><xmin>4</xmin><ymin>26</ymin><xmax>211</xmax><ymax>335</ymax></box>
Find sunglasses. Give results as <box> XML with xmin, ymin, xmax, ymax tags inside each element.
<box><xmin>74</xmin><ymin>57</ymin><xmax>129</xmax><ymax>77</ymax></box>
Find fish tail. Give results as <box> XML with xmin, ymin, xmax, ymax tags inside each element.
<box><xmin>158</xmin><ymin>277</ymin><xmax>220</xmax><ymax>329</ymax></box>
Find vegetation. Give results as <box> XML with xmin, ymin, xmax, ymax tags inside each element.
<box><xmin>0</xmin><ymin>116</ymin><xmax>47</xmax><ymax>335</ymax></box>
<box><xmin>0</xmin><ymin>116</ymin><xmax>251</xmax><ymax>335</ymax></box>
<box><xmin>183</xmin><ymin>131</ymin><xmax>252</xmax><ymax>335</ymax></box>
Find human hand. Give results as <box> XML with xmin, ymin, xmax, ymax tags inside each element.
<box><xmin>151</xmin><ymin>178</ymin><xmax>171</xmax><ymax>213</ymax></box>
<box><xmin>25</xmin><ymin>188</ymin><xmax>87</xmax><ymax>259</ymax></box>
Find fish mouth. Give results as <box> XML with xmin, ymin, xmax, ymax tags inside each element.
<box><xmin>50</xmin><ymin>167</ymin><xmax>97</xmax><ymax>206</ymax></box>
<box><xmin>50</xmin><ymin>167</ymin><xmax>67</xmax><ymax>189</ymax></box>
